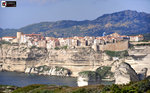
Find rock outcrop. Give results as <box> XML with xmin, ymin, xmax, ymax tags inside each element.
<box><xmin>126</xmin><ymin>46</ymin><xmax>150</xmax><ymax>76</ymax></box>
<box><xmin>114</xmin><ymin>62</ymin><xmax>139</xmax><ymax>84</ymax></box>
<box><xmin>0</xmin><ymin>63</ymin><xmax>2</xmax><ymax>71</ymax></box>
<box><xmin>25</xmin><ymin>65</ymin><xmax>72</xmax><ymax>76</ymax></box>
<box><xmin>77</xmin><ymin>71</ymin><xmax>101</xmax><ymax>87</ymax></box>
<box><xmin>138</xmin><ymin>68</ymin><xmax>148</xmax><ymax>80</ymax></box>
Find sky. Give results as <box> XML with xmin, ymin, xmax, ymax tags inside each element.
<box><xmin>0</xmin><ymin>0</ymin><xmax>150</xmax><ymax>29</ymax></box>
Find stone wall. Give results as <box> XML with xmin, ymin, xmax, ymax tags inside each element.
<box><xmin>99</xmin><ymin>40</ymin><xmax>128</xmax><ymax>51</ymax></box>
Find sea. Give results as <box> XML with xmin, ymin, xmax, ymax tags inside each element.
<box><xmin>0</xmin><ymin>71</ymin><xmax>114</xmax><ymax>87</ymax></box>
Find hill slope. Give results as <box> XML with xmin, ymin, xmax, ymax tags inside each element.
<box><xmin>1</xmin><ymin>10</ymin><xmax>150</xmax><ymax>37</ymax></box>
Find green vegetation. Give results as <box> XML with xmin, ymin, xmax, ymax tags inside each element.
<box><xmin>79</xmin><ymin>66</ymin><xmax>114</xmax><ymax>79</ymax></box>
<box><xmin>36</xmin><ymin>65</ymin><xmax>51</xmax><ymax>73</ymax></box>
<box><xmin>62</xmin><ymin>46</ymin><xmax>68</xmax><ymax>50</ymax></box>
<box><xmin>0</xmin><ymin>40</ymin><xmax>11</xmax><ymax>45</ymax></box>
<box><xmin>96</xmin><ymin>66</ymin><xmax>114</xmax><ymax>79</ymax></box>
<box><xmin>30</xmin><ymin>45</ymin><xmax>44</xmax><ymax>50</ymax></box>
<box><xmin>104</xmin><ymin>50</ymin><xmax>129</xmax><ymax>58</ymax></box>
<box><xmin>135</xmin><ymin>43</ymin><xmax>150</xmax><ymax>46</ymax></box>
<box><xmin>55</xmin><ymin>66</ymin><xmax>69</xmax><ymax>72</ymax></box>
<box><xmin>0</xmin><ymin>85</ymin><xmax>18</xmax><ymax>93</ymax></box>
<box><xmin>30</xmin><ymin>45</ymin><xmax>38</xmax><ymax>49</ymax></box>
<box><xmin>1</xmin><ymin>77</ymin><xmax>148</xmax><ymax>93</ymax></box>
<box><xmin>12</xmin><ymin>42</ymin><xmax>19</xmax><ymax>45</ymax></box>
<box><xmin>54</xmin><ymin>46</ymin><xmax>68</xmax><ymax>50</ymax></box>
<box><xmin>78</xmin><ymin>71</ymin><xmax>99</xmax><ymax>78</ymax></box>
<box><xmin>54</xmin><ymin>47</ymin><xmax>60</xmax><ymax>50</ymax></box>
<box><xmin>138</xmin><ymin>40</ymin><xmax>149</xmax><ymax>42</ymax></box>
<box><xmin>22</xmin><ymin>47</ymin><xmax>27</xmax><ymax>52</ymax></box>
<box><xmin>35</xmin><ymin>65</ymin><xmax>72</xmax><ymax>75</ymax></box>
<box><xmin>12</xmin><ymin>84</ymin><xmax>47</xmax><ymax>93</ymax></box>
<box><xmin>129</xmin><ymin>44</ymin><xmax>134</xmax><ymax>49</ymax></box>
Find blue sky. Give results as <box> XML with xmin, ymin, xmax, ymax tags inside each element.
<box><xmin>0</xmin><ymin>0</ymin><xmax>150</xmax><ymax>29</ymax></box>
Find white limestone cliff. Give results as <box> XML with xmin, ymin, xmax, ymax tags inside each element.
<box><xmin>114</xmin><ymin>62</ymin><xmax>139</xmax><ymax>84</ymax></box>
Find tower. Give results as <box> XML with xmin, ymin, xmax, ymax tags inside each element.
<box><xmin>103</xmin><ymin>32</ymin><xmax>106</xmax><ymax>37</ymax></box>
<box><xmin>17</xmin><ymin>32</ymin><xmax>22</xmax><ymax>42</ymax></box>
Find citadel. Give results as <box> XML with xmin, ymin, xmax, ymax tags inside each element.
<box><xmin>0</xmin><ymin>32</ymin><xmax>143</xmax><ymax>51</ymax></box>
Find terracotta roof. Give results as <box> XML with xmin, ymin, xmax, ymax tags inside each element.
<box><xmin>67</xmin><ymin>37</ymin><xmax>73</xmax><ymax>39</ymax></box>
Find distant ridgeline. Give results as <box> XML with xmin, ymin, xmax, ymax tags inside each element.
<box><xmin>0</xmin><ymin>10</ymin><xmax>150</xmax><ymax>37</ymax></box>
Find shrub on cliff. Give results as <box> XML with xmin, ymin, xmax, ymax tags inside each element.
<box><xmin>79</xmin><ymin>71</ymin><xmax>98</xmax><ymax>77</ymax></box>
<box><xmin>30</xmin><ymin>45</ymin><xmax>43</xmax><ymax>50</ymax></box>
<box><xmin>78</xmin><ymin>71</ymin><xmax>101</xmax><ymax>81</ymax></box>
<box><xmin>55</xmin><ymin>66</ymin><xmax>68</xmax><ymax>71</ymax></box>
<box><xmin>0</xmin><ymin>40</ymin><xmax>11</xmax><ymax>45</ymax></box>
<box><xmin>104</xmin><ymin>50</ymin><xmax>129</xmax><ymax>58</ymax></box>
<box><xmin>135</xmin><ymin>43</ymin><xmax>150</xmax><ymax>46</ymax></box>
<box><xmin>36</xmin><ymin>65</ymin><xmax>50</xmax><ymax>73</ymax></box>
<box><xmin>61</xmin><ymin>46</ymin><xmax>68</xmax><ymax>50</ymax></box>
<box><xmin>55</xmin><ymin>47</ymin><xmax>60</xmax><ymax>50</ymax></box>
<box><xmin>54</xmin><ymin>46</ymin><xmax>68</xmax><ymax>50</ymax></box>
<box><xmin>96</xmin><ymin>66</ymin><xmax>113</xmax><ymax>79</ymax></box>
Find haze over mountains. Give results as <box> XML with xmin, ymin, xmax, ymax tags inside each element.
<box><xmin>0</xmin><ymin>10</ymin><xmax>150</xmax><ymax>37</ymax></box>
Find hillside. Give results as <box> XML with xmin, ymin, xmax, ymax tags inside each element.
<box><xmin>0</xmin><ymin>10</ymin><xmax>150</xmax><ymax>37</ymax></box>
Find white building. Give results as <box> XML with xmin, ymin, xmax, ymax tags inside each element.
<box><xmin>130</xmin><ymin>35</ymin><xmax>144</xmax><ymax>42</ymax></box>
<box><xmin>2</xmin><ymin>37</ymin><xmax>16</xmax><ymax>42</ymax></box>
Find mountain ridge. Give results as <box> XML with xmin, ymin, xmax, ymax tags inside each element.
<box><xmin>0</xmin><ymin>10</ymin><xmax>150</xmax><ymax>37</ymax></box>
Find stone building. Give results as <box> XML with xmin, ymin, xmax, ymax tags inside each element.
<box><xmin>130</xmin><ymin>35</ymin><xmax>144</xmax><ymax>42</ymax></box>
<box><xmin>38</xmin><ymin>40</ymin><xmax>47</xmax><ymax>48</ymax></box>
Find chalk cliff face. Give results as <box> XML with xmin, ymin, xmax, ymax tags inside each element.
<box><xmin>126</xmin><ymin>46</ymin><xmax>150</xmax><ymax>76</ymax></box>
<box><xmin>0</xmin><ymin>44</ymin><xmax>103</xmax><ymax>76</ymax></box>
<box><xmin>114</xmin><ymin>62</ymin><xmax>139</xmax><ymax>84</ymax></box>
<box><xmin>0</xmin><ymin>44</ymin><xmax>28</xmax><ymax>72</ymax></box>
